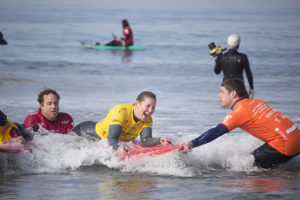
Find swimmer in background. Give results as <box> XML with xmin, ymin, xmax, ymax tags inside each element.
<box><xmin>181</xmin><ymin>78</ymin><xmax>300</xmax><ymax>169</ymax></box>
<box><xmin>72</xmin><ymin>91</ymin><xmax>170</xmax><ymax>155</ymax></box>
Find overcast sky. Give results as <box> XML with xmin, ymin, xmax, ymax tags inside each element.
<box><xmin>75</xmin><ymin>0</ymin><xmax>300</xmax><ymax>10</ymax></box>
<box><xmin>120</xmin><ymin>0</ymin><xmax>300</xmax><ymax>10</ymax></box>
<box><xmin>3</xmin><ymin>0</ymin><xmax>300</xmax><ymax>11</ymax></box>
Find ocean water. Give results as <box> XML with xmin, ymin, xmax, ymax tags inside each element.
<box><xmin>1</xmin><ymin>0</ymin><xmax>300</xmax><ymax>199</ymax></box>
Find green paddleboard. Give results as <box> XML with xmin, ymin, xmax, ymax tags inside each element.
<box><xmin>93</xmin><ymin>45</ymin><xmax>145</xmax><ymax>50</ymax></box>
<box><xmin>76</xmin><ymin>39</ymin><xmax>145</xmax><ymax>50</ymax></box>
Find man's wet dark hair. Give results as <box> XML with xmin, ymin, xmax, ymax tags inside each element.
<box><xmin>38</xmin><ymin>88</ymin><xmax>60</xmax><ymax>105</ymax></box>
<box><xmin>221</xmin><ymin>78</ymin><xmax>248</xmax><ymax>98</ymax></box>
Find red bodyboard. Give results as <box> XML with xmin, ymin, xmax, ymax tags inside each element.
<box><xmin>120</xmin><ymin>142</ymin><xmax>183</xmax><ymax>160</ymax></box>
<box><xmin>0</xmin><ymin>144</ymin><xmax>33</xmax><ymax>154</ymax></box>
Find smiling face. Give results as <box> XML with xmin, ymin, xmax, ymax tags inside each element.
<box><xmin>218</xmin><ymin>86</ymin><xmax>235</xmax><ymax>108</ymax></box>
<box><xmin>134</xmin><ymin>97</ymin><xmax>156</xmax><ymax>122</ymax></box>
<box><xmin>40</xmin><ymin>93</ymin><xmax>59</xmax><ymax>121</ymax></box>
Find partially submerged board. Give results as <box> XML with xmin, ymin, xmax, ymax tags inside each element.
<box><xmin>120</xmin><ymin>142</ymin><xmax>183</xmax><ymax>160</ymax></box>
<box><xmin>0</xmin><ymin>143</ymin><xmax>33</xmax><ymax>154</ymax></box>
<box><xmin>76</xmin><ymin>39</ymin><xmax>145</xmax><ymax>50</ymax></box>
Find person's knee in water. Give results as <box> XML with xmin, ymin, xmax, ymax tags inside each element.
<box><xmin>71</xmin><ymin>121</ymin><xmax>99</xmax><ymax>140</ymax></box>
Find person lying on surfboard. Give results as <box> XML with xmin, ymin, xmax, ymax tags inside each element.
<box><xmin>0</xmin><ymin>110</ymin><xmax>27</xmax><ymax>145</ymax></box>
<box><xmin>72</xmin><ymin>91</ymin><xmax>170</xmax><ymax>155</ymax></box>
<box><xmin>96</xmin><ymin>19</ymin><xmax>133</xmax><ymax>47</ymax></box>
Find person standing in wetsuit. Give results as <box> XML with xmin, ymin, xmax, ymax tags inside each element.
<box><xmin>214</xmin><ymin>34</ymin><xmax>254</xmax><ymax>98</ymax></box>
<box><xmin>72</xmin><ymin>91</ymin><xmax>170</xmax><ymax>155</ymax></box>
<box><xmin>181</xmin><ymin>78</ymin><xmax>300</xmax><ymax>169</ymax></box>
<box><xmin>104</xmin><ymin>19</ymin><xmax>133</xmax><ymax>47</ymax></box>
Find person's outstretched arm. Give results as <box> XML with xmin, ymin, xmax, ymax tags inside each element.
<box><xmin>183</xmin><ymin>124</ymin><xmax>229</xmax><ymax>152</ymax></box>
<box><xmin>140</xmin><ymin>127</ymin><xmax>170</xmax><ymax>146</ymax></box>
<box><xmin>140</xmin><ymin>127</ymin><xmax>160</xmax><ymax>146</ymax></box>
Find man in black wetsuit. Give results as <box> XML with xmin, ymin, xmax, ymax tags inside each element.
<box><xmin>214</xmin><ymin>34</ymin><xmax>254</xmax><ymax>98</ymax></box>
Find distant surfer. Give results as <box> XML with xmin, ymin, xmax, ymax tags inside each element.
<box><xmin>24</xmin><ymin>88</ymin><xmax>74</xmax><ymax>134</ymax></box>
<box><xmin>181</xmin><ymin>78</ymin><xmax>300</xmax><ymax>169</ymax></box>
<box><xmin>98</xmin><ymin>19</ymin><xmax>133</xmax><ymax>47</ymax></box>
<box><xmin>72</xmin><ymin>91</ymin><xmax>170</xmax><ymax>155</ymax></box>
<box><xmin>213</xmin><ymin>34</ymin><xmax>254</xmax><ymax>99</ymax></box>
<box><xmin>0</xmin><ymin>32</ymin><xmax>8</xmax><ymax>45</ymax></box>
<box><xmin>0</xmin><ymin>110</ymin><xmax>27</xmax><ymax>145</ymax></box>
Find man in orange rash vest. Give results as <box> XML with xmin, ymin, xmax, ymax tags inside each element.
<box><xmin>182</xmin><ymin>78</ymin><xmax>300</xmax><ymax>169</ymax></box>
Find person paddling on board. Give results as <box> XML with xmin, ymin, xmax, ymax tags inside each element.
<box><xmin>214</xmin><ymin>34</ymin><xmax>254</xmax><ymax>99</ymax></box>
<box><xmin>101</xmin><ymin>19</ymin><xmax>134</xmax><ymax>47</ymax></box>
<box><xmin>0</xmin><ymin>110</ymin><xmax>27</xmax><ymax>145</ymax></box>
<box><xmin>72</xmin><ymin>91</ymin><xmax>170</xmax><ymax>155</ymax></box>
<box><xmin>181</xmin><ymin>78</ymin><xmax>300</xmax><ymax>169</ymax></box>
<box><xmin>24</xmin><ymin>88</ymin><xmax>74</xmax><ymax>134</ymax></box>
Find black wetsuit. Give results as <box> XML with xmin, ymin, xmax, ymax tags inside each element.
<box><xmin>15</xmin><ymin>123</ymin><xmax>33</xmax><ymax>141</ymax></box>
<box><xmin>0</xmin><ymin>32</ymin><xmax>7</xmax><ymax>45</ymax></box>
<box><xmin>214</xmin><ymin>49</ymin><xmax>254</xmax><ymax>90</ymax></box>
<box><xmin>0</xmin><ymin>38</ymin><xmax>7</xmax><ymax>45</ymax></box>
<box><xmin>71</xmin><ymin>121</ymin><xmax>98</xmax><ymax>139</ymax></box>
<box><xmin>105</xmin><ymin>40</ymin><xmax>122</xmax><ymax>46</ymax></box>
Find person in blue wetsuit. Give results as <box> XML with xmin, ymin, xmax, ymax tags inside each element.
<box><xmin>214</xmin><ymin>34</ymin><xmax>254</xmax><ymax>98</ymax></box>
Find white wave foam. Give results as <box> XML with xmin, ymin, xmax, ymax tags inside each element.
<box><xmin>1</xmin><ymin>131</ymin><xmax>299</xmax><ymax>176</ymax></box>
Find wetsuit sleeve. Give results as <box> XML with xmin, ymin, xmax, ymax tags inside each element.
<box><xmin>191</xmin><ymin>124</ymin><xmax>229</xmax><ymax>148</ymax></box>
<box><xmin>140</xmin><ymin>127</ymin><xmax>161</xmax><ymax>146</ymax></box>
<box><xmin>15</xmin><ymin>122</ymin><xmax>33</xmax><ymax>141</ymax></box>
<box><xmin>23</xmin><ymin>114</ymin><xmax>38</xmax><ymax>128</ymax></box>
<box><xmin>108</xmin><ymin>124</ymin><xmax>122</xmax><ymax>150</ymax></box>
<box><xmin>66</xmin><ymin>114</ymin><xmax>74</xmax><ymax>133</ymax></box>
<box><xmin>243</xmin><ymin>55</ymin><xmax>254</xmax><ymax>89</ymax></box>
<box><xmin>214</xmin><ymin>57</ymin><xmax>222</xmax><ymax>75</ymax></box>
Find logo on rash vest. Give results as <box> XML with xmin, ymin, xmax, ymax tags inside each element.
<box><xmin>61</xmin><ymin>120</ymin><xmax>69</xmax><ymax>125</ymax></box>
<box><xmin>275</xmin><ymin>128</ymin><xmax>287</xmax><ymax>140</ymax></box>
<box><xmin>30</xmin><ymin>111</ymin><xmax>39</xmax><ymax>116</ymax></box>
<box><xmin>222</xmin><ymin>115</ymin><xmax>232</xmax><ymax>125</ymax></box>
<box><xmin>235</xmin><ymin>105</ymin><xmax>242</xmax><ymax>112</ymax></box>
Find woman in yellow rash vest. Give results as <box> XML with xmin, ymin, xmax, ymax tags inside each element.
<box><xmin>72</xmin><ymin>91</ymin><xmax>170</xmax><ymax>155</ymax></box>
